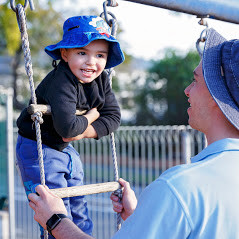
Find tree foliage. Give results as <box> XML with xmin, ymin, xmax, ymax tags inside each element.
<box><xmin>0</xmin><ymin>1</ymin><xmax>65</xmax><ymax>109</ymax></box>
<box><xmin>0</xmin><ymin>1</ymin><xmax>130</xmax><ymax>110</ymax></box>
<box><xmin>134</xmin><ymin>49</ymin><xmax>200</xmax><ymax>125</ymax></box>
<box><xmin>0</xmin><ymin>1</ymin><xmax>21</xmax><ymax>55</ymax></box>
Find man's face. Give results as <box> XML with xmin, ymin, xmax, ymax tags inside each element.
<box><xmin>184</xmin><ymin>60</ymin><xmax>216</xmax><ymax>132</ymax></box>
<box><xmin>60</xmin><ymin>40</ymin><xmax>109</xmax><ymax>84</ymax></box>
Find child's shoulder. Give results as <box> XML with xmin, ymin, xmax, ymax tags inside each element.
<box><xmin>97</xmin><ymin>70</ymin><xmax>109</xmax><ymax>83</ymax></box>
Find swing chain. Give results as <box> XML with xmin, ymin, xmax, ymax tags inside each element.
<box><xmin>10</xmin><ymin>0</ymin><xmax>35</xmax><ymax>12</ymax></box>
<box><xmin>110</xmin><ymin>17</ymin><xmax>118</xmax><ymax>38</ymax></box>
<box><xmin>106</xmin><ymin>0</ymin><xmax>118</xmax><ymax>7</ymax></box>
<box><xmin>101</xmin><ymin>0</ymin><xmax>123</xmax><ymax>230</ymax></box>
<box><xmin>101</xmin><ymin>1</ymin><xmax>118</xmax><ymax>37</ymax></box>
<box><xmin>12</xmin><ymin>3</ymin><xmax>48</xmax><ymax>238</ymax></box>
<box><xmin>196</xmin><ymin>15</ymin><xmax>209</xmax><ymax>58</ymax></box>
<box><xmin>100</xmin><ymin>0</ymin><xmax>122</xmax><ymax>230</ymax></box>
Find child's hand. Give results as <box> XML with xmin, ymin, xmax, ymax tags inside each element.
<box><xmin>84</xmin><ymin>108</ymin><xmax>100</xmax><ymax>125</ymax></box>
<box><xmin>62</xmin><ymin>134</ymin><xmax>84</xmax><ymax>142</ymax></box>
<box><xmin>62</xmin><ymin>108</ymin><xmax>99</xmax><ymax>142</ymax></box>
<box><xmin>110</xmin><ymin>178</ymin><xmax>137</xmax><ymax>221</ymax></box>
<box><xmin>62</xmin><ymin>125</ymin><xmax>98</xmax><ymax>142</ymax></box>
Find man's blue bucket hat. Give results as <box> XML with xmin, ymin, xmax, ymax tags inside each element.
<box><xmin>45</xmin><ymin>15</ymin><xmax>125</xmax><ymax>69</ymax></box>
<box><xmin>203</xmin><ymin>28</ymin><xmax>239</xmax><ymax>130</ymax></box>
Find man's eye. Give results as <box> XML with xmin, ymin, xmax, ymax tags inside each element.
<box><xmin>191</xmin><ymin>78</ymin><xmax>197</xmax><ymax>84</ymax></box>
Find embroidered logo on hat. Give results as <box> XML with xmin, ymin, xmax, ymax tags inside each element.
<box><xmin>89</xmin><ymin>16</ymin><xmax>111</xmax><ymax>38</ymax></box>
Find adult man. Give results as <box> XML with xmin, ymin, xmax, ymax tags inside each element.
<box><xmin>28</xmin><ymin>28</ymin><xmax>239</xmax><ymax>238</ymax></box>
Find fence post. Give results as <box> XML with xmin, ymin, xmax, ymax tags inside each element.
<box><xmin>7</xmin><ymin>88</ymin><xmax>15</xmax><ymax>239</ymax></box>
<box><xmin>0</xmin><ymin>211</ymin><xmax>9</xmax><ymax>239</ymax></box>
<box><xmin>181</xmin><ymin>131</ymin><xmax>191</xmax><ymax>164</ymax></box>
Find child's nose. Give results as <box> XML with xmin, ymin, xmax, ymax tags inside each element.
<box><xmin>86</xmin><ymin>56</ymin><xmax>95</xmax><ymax>65</ymax></box>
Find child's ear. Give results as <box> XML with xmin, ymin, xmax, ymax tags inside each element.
<box><xmin>60</xmin><ymin>48</ymin><xmax>68</xmax><ymax>62</ymax></box>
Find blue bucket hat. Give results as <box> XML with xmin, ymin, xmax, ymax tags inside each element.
<box><xmin>45</xmin><ymin>15</ymin><xmax>124</xmax><ymax>69</ymax></box>
<box><xmin>203</xmin><ymin>28</ymin><xmax>239</xmax><ymax>130</ymax></box>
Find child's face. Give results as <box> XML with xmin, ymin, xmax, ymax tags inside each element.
<box><xmin>60</xmin><ymin>40</ymin><xmax>109</xmax><ymax>84</ymax></box>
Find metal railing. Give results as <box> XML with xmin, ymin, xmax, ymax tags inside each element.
<box><xmin>12</xmin><ymin>125</ymin><xmax>205</xmax><ymax>239</ymax></box>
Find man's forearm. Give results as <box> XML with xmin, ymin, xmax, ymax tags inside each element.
<box><xmin>52</xmin><ymin>218</ymin><xmax>94</xmax><ymax>239</ymax></box>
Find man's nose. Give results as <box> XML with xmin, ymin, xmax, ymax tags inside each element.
<box><xmin>184</xmin><ymin>84</ymin><xmax>191</xmax><ymax>97</ymax></box>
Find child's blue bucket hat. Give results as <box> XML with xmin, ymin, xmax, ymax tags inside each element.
<box><xmin>45</xmin><ymin>15</ymin><xmax>124</xmax><ymax>69</ymax></box>
<box><xmin>203</xmin><ymin>28</ymin><xmax>239</xmax><ymax>130</ymax></box>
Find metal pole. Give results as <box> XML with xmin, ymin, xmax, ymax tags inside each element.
<box><xmin>120</xmin><ymin>0</ymin><xmax>239</xmax><ymax>24</ymax></box>
<box><xmin>7</xmin><ymin>88</ymin><xmax>15</xmax><ymax>239</ymax></box>
<box><xmin>181</xmin><ymin>131</ymin><xmax>191</xmax><ymax>164</ymax></box>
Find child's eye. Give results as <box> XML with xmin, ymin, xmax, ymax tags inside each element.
<box><xmin>78</xmin><ymin>52</ymin><xmax>85</xmax><ymax>55</ymax></box>
<box><xmin>97</xmin><ymin>54</ymin><xmax>104</xmax><ymax>58</ymax></box>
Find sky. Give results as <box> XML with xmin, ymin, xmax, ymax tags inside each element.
<box><xmin>1</xmin><ymin>0</ymin><xmax>239</xmax><ymax>60</ymax></box>
<box><xmin>55</xmin><ymin>0</ymin><xmax>239</xmax><ymax>60</ymax></box>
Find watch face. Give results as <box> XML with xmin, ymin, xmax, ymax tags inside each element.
<box><xmin>46</xmin><ymin>213</ymin><xmax>67</xmax><ymax>235</ymax></box>
<box><xmin>47</xmin><ymin>214</ymin><xmax>62</xmax><ymax>233</ymax></box>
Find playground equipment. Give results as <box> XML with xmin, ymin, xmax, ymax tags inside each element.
<box><xmin>8</xmin><ymin>0</ymin><xmax>239</xmax><ymax>238</ymax></box>
<box><xmin>121</xmin><ymin>0</ymin><xmax>239</xmax><ymax>24</ymax></box>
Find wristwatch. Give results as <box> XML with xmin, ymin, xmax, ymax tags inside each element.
<box><xmin>46</xmin><ymin>214</ymin><xmax>68</xmax><ymax>236</ymax></box>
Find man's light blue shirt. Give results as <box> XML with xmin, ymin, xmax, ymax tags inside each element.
<box><xmin>112</xmin><ymin>138</ymin><xmax>239</xmax><ymax>239</ymax></box>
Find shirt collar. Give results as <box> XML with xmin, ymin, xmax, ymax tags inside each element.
<box><xmin>191</xmin><ymin>138</ymin><xmax>239</xmax><ymax>163</ymax></box>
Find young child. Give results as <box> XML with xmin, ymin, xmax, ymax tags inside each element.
<box><xmin>16</xmin><ymin>15</ymin><xmax>124</xmax><ymax>238</ymax></box>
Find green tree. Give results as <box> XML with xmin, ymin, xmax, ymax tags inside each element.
<box><xmin>134</xmin><ymin>49</ymin><xmax>200</xmax><ymax>125</ymax></box>
<box><xmin>0</xmin><ymin>1</ymin><xmax>130</xmax><ymax>110</ymax></box>
<box><xmin>0</xmin><ymin>1</ymin><xmax>64</xmax><ymax>109</ymax></box>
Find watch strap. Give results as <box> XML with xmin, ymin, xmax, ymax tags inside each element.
<box><xmin>46</xmin><ymin>213</ymin><xmax>68</xmax><ymax>236</ymax></box>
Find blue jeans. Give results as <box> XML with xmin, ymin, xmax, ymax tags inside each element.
<box><xmin>16</xmin><ymin>135</ymin><xmax>93</xmax><ymax>238</ymax></box>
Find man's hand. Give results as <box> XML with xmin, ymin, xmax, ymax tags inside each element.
<box><xmin>110</xmin><ymin>178</ymin><xmax>137</xmax><ymax>221</ymax></box>
<box><xmin>28</xmin><ymin>185</ymin><xmax>67</xmax><ymax>230</ymax></box>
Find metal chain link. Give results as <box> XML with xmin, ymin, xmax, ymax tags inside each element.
<box><xmin>101</xmin><ymin>0</ymin><xmax>122</xmax><ymax>231</ymax></box>
<box><xmin>10</xmin><ymin>0</ymin><xmax>35</xmax><ymax>12</ymax></box>
<box><xmin>196</xmin><ymin>15</ymin><xmax>209</xmax><ymax>58</ymax></box>
<box><xmin>106</xmin><ymin>0</ymin><xmax>118</xmax><ymax>7</ymax></box>
<box><xmin>13</xmin><ymin>3</ymin><xmax>48</xmax><ymax>239</ymax></box>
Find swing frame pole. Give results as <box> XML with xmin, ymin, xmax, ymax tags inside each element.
<box><xmin>120</xmin><ymin>0</ymin><xmax>239</xmax><ymax>24</ymax></box>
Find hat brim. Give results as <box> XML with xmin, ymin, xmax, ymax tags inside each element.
<box><xmin>203</xmin><ymin>28</ymin><xmax>239</xmax><ymax>130</ymax></box>
<box><xmin>45</xmin><ymin>32</ymin><xmax>124</xmax><ymax>69</ymax></box>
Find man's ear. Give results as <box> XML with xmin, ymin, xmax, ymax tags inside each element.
<box><xmin>60</xmin><ymin>48</ymin><xmax>68</xmax><ymax>62</ymax></box>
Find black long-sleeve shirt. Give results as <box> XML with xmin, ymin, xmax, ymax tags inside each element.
<box><xmin>17</xmin><ymin>60</ymin><xmax>121</xmax><ymax>151</ymax></box>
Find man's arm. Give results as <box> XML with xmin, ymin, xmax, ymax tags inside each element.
<box><xmin>28</xmin><ymin>179</ymin><xmax>138</xmax><ymax>238</ymax></box>
<box><xmin>28</xmin><ymin>185</ymin><xmax>94</xmax><ymax>239</ymax></box>
<box><xmin>50</xmin><ymin>218</ymin><xmax>93</xmax><ymax>239</ymax></box>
